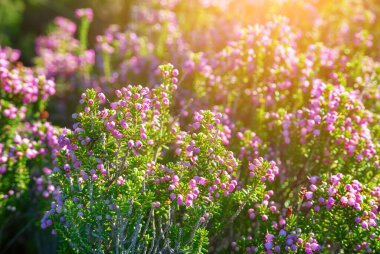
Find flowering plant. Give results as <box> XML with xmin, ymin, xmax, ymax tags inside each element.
<box><xmin>0</xmin><ymin>46</ymin><xmax>58</xmax><ymax>216</ymax></box>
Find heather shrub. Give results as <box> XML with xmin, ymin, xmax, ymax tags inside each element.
<box><xmin>42</xmin><ymin>64</ymin><xmax>279</xmax><ymax>253</ymax></box>
<box><xmin>0</xmin><ymin>46</ymin><xmax>58</xmax><ymax>215</ymax></box>
<box><xmin>235</xmin><ymin>173</ymin><xmax>380</xmax><ymax>253</ymax></box>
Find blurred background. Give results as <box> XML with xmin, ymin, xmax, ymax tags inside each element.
<box><xmin>2</xmin><ymin>0</ymin><xmax>380</xmax><ymax>66</ymax></box>
<box><xmin>0</xmin><ymin>0</ymin><xmax>134</xmax><ymax>65</ymax></box>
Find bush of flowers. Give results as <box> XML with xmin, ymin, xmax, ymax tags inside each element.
<box><xmin>0</xmin><ymin>46</ymin><xmax>58</xmax><ymax>217</ymax></box>
<box><xmin>1</xmin><ymin>1</ymin><xmax>380</xmax><ymax>253</ymax></box>
<box><xmin>40</xmin><ymin>64</ymin><xmax>278</xmax><ymax>253</ymax></box>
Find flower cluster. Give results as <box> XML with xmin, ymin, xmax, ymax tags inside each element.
<box><xmin>296</xmin><ymin>174</ymin><xmax>380</xmax><ymax>252</ymax></box>
<box><xmin>234</xmin><ymin>172</ymin><xmax>380</xmax><ymax>253</ymax></box>
<box><xmin>0</xmin><ymin>48</ymin><xmax>58</xmax><ymax>215</ymax></box>
<box><xmin>272</xmin><ymin>81</ymin><xmax>379</xmax><ymax>180</ymax></box>
<box><xmin>35</xmin><ymin>16</ymin><xmax>94</xmax><ymax>80</ymax></box>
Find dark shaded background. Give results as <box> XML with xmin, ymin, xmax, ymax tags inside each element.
<box><xmin>0</xmin><ymin>0</ymin><xmax>134</xmax><ymax>65</ymax></box>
